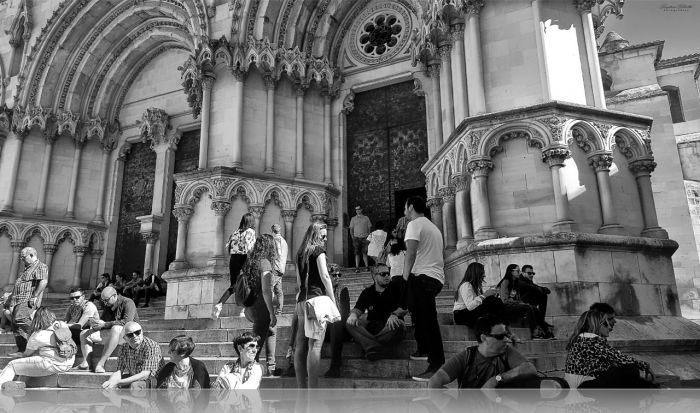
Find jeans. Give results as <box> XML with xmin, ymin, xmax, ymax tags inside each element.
<box><xmin>345</xmin><ymin>318</ymin><xmax>405</xmax><ymax>354</ymax></box>
<box><xmin>250</xmin><ymin>295</ymin><xmax>276</xmax><ymax>369</ymax></box>
<box><xmin>453</xmin><ymin>296</ymin><xmax>505</xmax><ymax>327</ymax></box>
<box><xmin>271</xmin><ymin>273</ymin><xmax>284</xmax><ymax>311</ymax></box>
<box><xmin>406</xmin><ymin>274</ymin><xmax>445</xmax><ymax>369</ymax></box>
<box><xmin>0</xmin><ymin>355</ymin><xmax>74</xmax><ymax>383</ymax></box>
<box><xmin>12</xmin><ymin>301</ymin><xmax>33</xmax><ymax>352</ymax></box>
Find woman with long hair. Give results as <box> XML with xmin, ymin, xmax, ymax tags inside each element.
<box><xmin>213</xmin><ymin>331</ymin><xmax>263</xmax><ymax>389</ymax></box>
<box><xmin>241</xmin><ymin>234</ymin><xmax>280</xmax><ymax>376</ymax></box>
<box><xmin>157</xmin><ymin>335</ymin><xmax>210</xmax><ymax>389</ymax></box>
<box><xmin>565</xmin><ymin>310</ymin><xmax>656</xmax><ymax>388</ymax></box>
<box><xmin>212</xmin><ymin>212</ymin><xmax>257</xmax><ymax>318</ymax></box>
<box><xmin>0</xmin><ymin>308</ymin><xmax>75</xmax><ymax>390</ymax></box>
<box><xmin>294</xmin><ymin>221</ymin><xmax>340</xmax><ymax>388</ymax></box>
<box><xmin>496</xmin><ymin>264</ymin><xmax>546</xmax><ymax>339</ymax></box>
<box><xmin>453</xmin><ymin>262</ymin><xmax>502</xmax><ymax>327</ymax></box>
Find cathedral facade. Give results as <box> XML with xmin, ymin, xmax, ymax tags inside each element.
<box><xmin>1</xmin><ymin>0</ymin><xmax>699</xmax><ymax>321</ymax></box>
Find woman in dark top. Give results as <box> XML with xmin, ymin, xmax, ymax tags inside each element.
<box><xmin>156</xmin><ymin>335</ymin><xmax>210</xmax><ymax>389</ymax></box>
<box><xmin>294</xmin><ymin>221</ymin><xmax>337</xmax><ymax>388</ymax></box>
<box><xmin>496</xmin><ymin>264</ymin><xmax>545</xmax><ymax>339</ymax></box>
<box><xmin>242</xmin><ymin>234</ymin><xmax>280</xmax><ymax>376</ymax></box>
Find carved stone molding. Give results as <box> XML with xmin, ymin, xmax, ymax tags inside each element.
<box><xmin>141</xmin><ymin>232</ymin><xmax>160</xmax><ymax>245</ymax></box>
<box><xmin>211</xmin><ymin>200</ymin><xmax>232</xmax><ymax>216</ymax></box>
<box><xmin>588</xmin><ymin>153</ymin><xmax>614</xmax><ymax>172</ymax></box>
<box><xmin>542</xmin><ymin>147</ymin><xmax>572</xmax><ymax>167</ymax></box>
<box><xmin>249</xmin><ymin>205</ymin><xmax>265</xmax><ymax>218</ymax></box>
<box><xmin>43</xmin><ymin>244</ymin><xmax>57</xmax><ymax>255</ymax></box>
<box><xmin>628</xmin><ymin>159</ymin><xmax>657</xmax><ymax>176</ymax></box>
<box><xmin>73</xmin><ymin>246</ymin><xmax>90</xmax><ymax>256</ymax></box>
<box><xmin>172</xmin><ymin>206</ymin><xmax>194</xmax><ymax>222</ymax></box>
<box><xmin>140</xmin><ymin>108</ymin><xmax>180</xmax><ymax>150</ymax></box>
<box><xmin>460</xmin><ymin>0</ymin><xmax>486</xmax><ymax>16</ymax></box>
<box><xmin>281</xmin><ymin>210</ymin><xmax>297</xmax><ymax>222</ymax></box>
<box><xmin>438</xmin><ymin>186</ymin><xmax>456</xmax><ymax>203</ymax></box>
<box><xmin>573</xmin><ymin>0</ymin><xmax>597</xmax><ymax>13</ymax></box>
<box><xmin>342</xmin><ymin>91</ymin><xmax>355</xmax><ymax>114</ymax></box>
<box><xmin>55</xmin><ymin>110</ymin><xmax>81</xmax><ymax>139</ymax></box>
<box><xmin>451</xmin><ymin>174</ymin><xmax>470</xmax><ymax>191</ymax></box>
<box><xmin>0</xmin><ymin>217</ymin><xmax>105</xmax><ymax>250</ymax></box>
<box><xmin>467</xmin><ymin>159</ymin><xmax>494</xmax><ymax>177</ymax></box>
<box><xmin>570</xmin><ymin>128</ymin><xmax>594</xmax><ymax>153</ymax></box>
<box><xmin>427</xmin><ymin>197</ymin><xmax>444</xmax><ymax>210</ymax></box>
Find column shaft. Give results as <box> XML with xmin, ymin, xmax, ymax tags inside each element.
<box><xmin>73</xmin><ymin>249</ymin><xmax>87</xmax><ymax>288</ymax></box>
<box><xmin>589</xmin><ymin>153</ymin><xmax>623</xmax><ymax>234</ymax></box>
<box><xmin>144</xmin><ymin>241</ymin><xmax>156</xmax><ymax>275</ymax></box>
<box><xmin>629</xmin><ymin>160</ymin><xmax>667</xmax><ymax>238</ymax></box>
<box><xmin>427</xmin><ymin>198</ymin><xmax>444</xmax><ymax>235</ymax></box>
<box><xmin>428</xmin><ymin>64</ymin><xmax>444</xmax><ymax>151</ymax></box>
<box><xmin>295</xmin><ymin>86</ymin><xmax>305</xmax><ymax>178</ymax></box>
<box><xmin>175</xmin><ymin>219</ymin><xmax>189</xmax><ymax>261</ymax></box>
<box><xmin>543</xmin><ymin>148</ymin><xmax>574</xmax><ymax>232</ymax></box>
<box><xmin>90</xmin><ymin>254</ymin><xmax>101</xmax><ymax>288</ymax></box>
<box><xmin>231</xmin><ymin>76</ymin><xmax>245</xmax><ymax>168</ymax></box>
<box><xmin>92</xmin><ymin>148</ymin><xmax>111</xmax><ymax>224</ymax></box>
<box><xmin>531</xmin><ymin>0</ymin><xmax>551</xmax><ymax>101</ymax></box>
<box><xmin>8</xmin><ymin>241</ymin><xmax>25</xmax><ymax>284</ymax></box>
<box><xmin>453</xmin><ymin>175</ymin><xmax>474</xmax><ymax>245</ymax></box>
<box><xmin>65</xmin><ymin>141</ymin><xmax>84</xmax><ymax>219</ymax></box>
<box><xmin>468</xmin><ymin>160</ymin><xmax>497</xmax><ymax>240</ymax></box>
<box><xmin>152</xmin><ymin>146</ymin><xmax>176</xmax><ymax>216</ymax></box>
<box><xmin>198</xmin><ymin>76</ymin><xmax>215</xmax><ymax>169</ymax></box>
<box><xmin>465</xmin><ymin>14</ymin><xmax>486</xmax><ymax>114</ymax></box>
<box><xmin>581</xmin><ymin>11</ymin><xmax>606</xmax><ymax>109</ymax></box>
<box><xmin>451</xmin><ymin>25</ymin><xmax>469</xmax><ymax>121</ymax></box>
<box><xmin>1</xmin><ymin>133</ymin><xmax>25</xmax><ymax>213</ymax></box>
<box><xmin>264</xmin><ymin>75</ymin><xmax>276</xmax><ymax>174</ymax></box>
<box><xmin>439</xmin><ymin>45</ymin><xmax>456</xmax><ymax>141</ymax></box>
<box><xmin>323</xmin><ymin>92</ymin><xmax>332</xmax><ymax>184</ymax></box>
<box><xmin>35</xmin><ymin>138</ymin><xmax>55</xmax><ymax>216</ymax></box>
<box><xmin>439</xmin><ymin>187</ymin><xmax>457</xmax><ymax>252</ymax></box>
<box><xmin>210</xmin><ymin>201</ymin><xmax>231</xmax><ymax>265</ymax></box>
<box><xmin>283</xmin><ymin>211</ymin><xmax>295</xmax><ymax>262</ymax></box>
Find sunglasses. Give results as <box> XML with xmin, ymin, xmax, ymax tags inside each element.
<box><xmin>487</xmin><ymin>332</ymin><xmax>508</xmax><ymax>341</ymax></box>
<box><xmin>242</xmin><ymin>343</ymin><xmax>259</xmax><ymax>350</ymax></box>
<box><xmin>101</xmin><ymin>295</ymin><xmax>116</xmax><ymax>303</ymax></box>
<box><xmin>526</xmin><ymin>272</ymin><xmax>535</xmax><ymax>275</ymax></box>
<box><xmin>125</xmin><ymin>330</ymin><xmax>142</xmax><ymax>339</ymax></box>
<box><xmin>376</xmin><ymin>272</ymin><xmax>391</xmax><ymax>277</ymax></box>
<box><xmin>69</xmin><ymin>295</ymin><xmax>82</xmax><ymax>300</ymax></box>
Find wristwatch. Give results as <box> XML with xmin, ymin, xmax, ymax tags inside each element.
<box><xmin>495</xmin><ymin>374</ymin><xmax>503</xmax><ymax>383</ymax></box>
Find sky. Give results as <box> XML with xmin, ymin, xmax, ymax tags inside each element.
<box><xmin>600</xmin><ymin>1</ymin><xmax>700</xmax><ymax>59</ymax></box>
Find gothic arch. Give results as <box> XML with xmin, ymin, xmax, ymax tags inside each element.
<box><xmin>182</xmin><ymin>183</ymin><xmax>213</xmax><ymax>207</ymax></box>
<box><xmin>54</xmin><ymin>228</ymin><xmax>82</xmax><ymax>247</ymax></box>
<box><xmin>564</xmin><ymin>120</ymin><xmax>605</xmax><ymax>154</ymax></box>
<box><xmin>295</xmin><ymin>192</ymin><xmax>320</xmax><ymax>213</ymax></box>
<box><xmin>479</xmin><ymin>122</ymin><xmax>549</xmax><ymax>158</ymax></box>
<box><xmin>87</xmin><ymin>231</ymin><xmax>103</xmax><ymax>251</ymax></box>
<box><xmin>440</xmin><ymin>159</ymin><xmax>453</xmax><ymax>187</ymax></box>
<box><xmin>19</xmin><ymin>224</ymin><xmax>50</xmax><ymax>244</ymax></box>
<box><xmin>610</xmin><ymin>126</ymin><xmax>652</xmax><ymax>161</ymax></box>
<box><xmin>7</xmin><ymin>0</ymin><xmax>32</xmax><ymax>46</ymax></box>
<box><xmin>0</xmin><ymin>222</ymin><xmax>19</xmax><ymax>240</ymax></box>
<box><xmin>227</xmin><ymin>181</ymin><xmax>257</xmax><ymax>204</ymax></box>
<box><xmin>262</xmin><ymin>186</ymin><xmax>293</xmax><ymax>210</ymax></box>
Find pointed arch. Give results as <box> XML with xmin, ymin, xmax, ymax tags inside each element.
<box><xmin>262</xmin><ymin>185</ymin><xmax>293</xmax><ymax>210</ymax></box>
<box><xmin>19</xmin><ymin>224</ymin><xmax>50</xmax><ymax>244</ymax></box>
<box><xmin>564</xmin><ymin>120</ymin><xmax>605</xmax><ymax>154</ymax></box>
<box><xmin>0</xmin><ymin>222</ymin><xmax>19</xmax><ymax>240</ymax></box>
<box><xmin>227</xmin><ymin>181</ymin><xmax>257</xmax><ymax>204</ymax></box>
<box><xmin>480</xmin><ymin>122</ymin><xmax>550</xmax><ymax>158</ymax></box>
<box><xmin>610</xmin><ymin>126</ymin><xmax>652</xmax><ymax>161</ymax></box>
<box><xmin>295</xmin><ymin>191</ymin><xmax>320</xmax><ymax>213</ymax></box>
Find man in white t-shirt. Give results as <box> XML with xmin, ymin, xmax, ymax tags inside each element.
<box><xmin>271</xmin><ymin>224</ymin><xmax>288</xmax><ymax>315</ymax></box>
<box><xmin>401</xmin><ymin>195</ymin><xmax>446</xmax><ymax>382</ymax></box>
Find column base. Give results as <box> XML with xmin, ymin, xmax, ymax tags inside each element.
<box><xmin>33</xmin><ymin>209</ymin><xmax>45</xmax><ymax>216</ymax></box>
<box><xmin>295</xmin><ymin>173</ymin><xmax>305</xmax><ymax>179</ymax></box>
<box><xmin>65</xmin><ymin>212</ymin><xmax>75</xmax><ymax>219</ymax></box>
<box><xmin>162</xmin><ymin>265</ymin><xmax>234</xmax><ymax>319</ymax></box>
<box><xmin>0</xmin><ymin>207</ymin><xmax>15</xmax><ymax>216</ymax></box>
<box><xmin>169</xmin><ymin>260</ymin><xmax>191</xmax><ymax>270</ymax></box>
<box><xmin>207</xmin><ymin>255</ymin><xmax>229</xmax><ymax>267</ymax></box>
<box><xmin>90</xmin><ymin>218</ymin><xmax>105</xmax><ymax>226</ymax></box>
<box><xmin>456</xmin><ymin>237</ymin><xmax>475</xmax><ymax>250</ymax></box>
<box><xmin>264</xmin><ymin>168</ymin><xmax>275</xmax><ymax>174</ymax></box>
<box><xmin>231</xmin><ymin>161</ymin><xmax>243</xmax><ymax>168</ymax></box>
<box><xmin>641</xmin><ymin>227</ymin><xmax>669</xmax><ymax>239</ymax></box>
<box><xmin>552</xmin><ymin>220</ymin><xmax>576</xmax><ymax>233</ymax></box>
<box><xmin>474</xmin><ymin>227</ymin><xmax>498</xmax><ymax>240</ymax></box>
<box><xmin>598</xmin><ymin>224</ymin><xmax>625</xmax><ymax>235</ymax></box>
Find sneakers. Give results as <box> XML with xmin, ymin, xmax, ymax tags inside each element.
<box><xmin>355</xmin><ymin>268</ymin><xmax>360</xmax><ymax>274</ymax></box>
<box><xmin>266</xmin><ymin>365</ymin><xmax>282</xmax><ymax>377</ymax></box>
<box><xmin>409</xmin><ymin>352</ymin><xmax>428</xmax><ymax>361</ymax></box>
<box><xmin>211</xmin><ymin>303</ymin><xmax>222</xmax><ymax>319</ymax></box>
<box><xmin>411</xmin><ymin>369</ymin><xmax>437</xmax><ymax>382</ymax></box>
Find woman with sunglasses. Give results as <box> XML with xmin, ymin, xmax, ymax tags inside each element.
<box><xmin>156</xmin><ymin>335</ymin><xmax>210</xmax><ymax>389</ymax></box>
<box><xmin>294</xmin><ymin>221</ymin><xmax>340</xmax><ymax>388</ymax></box>
<box><xmin>213</xmin><ymin>332</ymin><xmax>263</xmax><ymax>389</ymax></box>
<box><xmin>565</xmin><ymin>309</ymin><xmax>656</xmax><ymax>388</ymax></box>
<box><xmin>496</xmin><ymin>264</ymin><xmax>546</xmax><ymax>339</ymax></box>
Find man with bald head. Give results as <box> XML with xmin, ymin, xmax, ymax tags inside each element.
<box><xmin>78</xmin><ymin>286</ymin><xmax>139</xmax><ymax>373</ymax></box>
<box><xmin>102</xmin><ymin>321</ymin><xmax>162</xmax><ymax>389</ymax></box>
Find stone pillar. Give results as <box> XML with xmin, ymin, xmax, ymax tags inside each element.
<box><xmin>65</xmin><ymin>137</ymin><xmax>86</xmax><ymax>219</ymax></box>
<box><xmin>438</xmin><ymin>44</ymin><xmax>456</xmax><ymax>140</ymax></box>
<box><xmin>250</xmin><ymin>205</ymin><xmax>265</xmax><ymax>235</ymax></box>
<box><xmin>282</xmin><ymin>210</ymin><xmax>296</xmax><ymax>261</ymax></box>
<box><xmin>263</xmin><ymin>73</ymin><xmax>276</xmax><ymax>174</ymax></box>
<box><xmin>141</xmin><ymin>232</ymin><xmax>159</xmax><ymax>276</ymax></box>
<box><xmin>468</xmin><ymin>159</ymin><xmax>498</xmax><ymax>240</ymax></box>
<box><xmin>231</xmin><ymin>71</ymin><xmax>246</xmax><ymax>168</ymax></box>
<box><xmin>209</xmin><ymin>200</ymin><xmax>231</xmax><ymax>266</ymax></box>
<box><xmin>8</xmin><ymin>241</ymin><xmax>25</xmax><ymax>284</ymax></box>
<box><xmin>170</xmin><ymin>205</ymin><xmax>194</xmax><ymax>269</ymax></box>
<box><xmin>588</xmin><ymin>153</ymin><xmax>624</xmax><ymax>235</ymax></box>
<box><xmin>148</xmin><ymin>128</ymin><xmax>179</xmax><ymax>273</ymax></box>
<box><xmin>427</xmin><ymin>62</ymin><xmax>444</xmax><ymax>149</ymax></box>
<box><xmin>198</xmin><ymin>74</ymin><xmax>216</xmax><ymax>169</ymax></box>
<box><xmin>427</xmin><ymin>197</ymin><xmax>444</xmax><ymax>235</ymax></box>
<box><xmin>92</xmin><ymin>145</ymin><xmax>113</xmax><ymax>224</ymax></box>
<box><xmin>34</xmin><ymin>135</ymin><xmax>56</xmax><ymax>216</ymax></box>
<box><xmin>452</xmin><ymin>174</ymin><xmax>474</xmax><ymax>248</ymax></box>
<box><xmin>542</xmin><ymin>147</ymin><xmax>576</xmax><ymax>232</ymax></box>
<box><xmin>0</xmin><ymin>132</ymin><xmax>25</xmax><ymax>213</ymax></box>
<box><xmin>531</xmin><ymin>0</ymin><xmax>551</xmax><ymax>101</ymax></box>
<box><xmin>322</xmin><ymin>90</ymin><xmax>333</xmax><ymax>185</ymax></box>
<box><xmin>629</xmin><ymin>159</ymin><xmax>669</xmax><ymax>239</ymax></box>
<box><xmin>72</xmin><ymin>246</ymin><xmax>89</xmax><ymax>288</ymax></box>
<box><xmin>450</xmin><ymin>22</ymin><xmax>469</xmax><ymax>121</ymax></box>
<box><xmin>43</xmin><ymin>244</ymin><xmax>57</xmax><ymax>276</ymax></box>
<box><xmin>294</xmin><ymin>84</ymin><xmax>306</xmax><ymax>178</ymax></box>
<box><xmin>579</xmin><ymin>7</ymin><xmax>606</xmax><ymax>109</ymax></box>
<box><xmin>90</xmin><ymin>250</ymin><xmax>102</xmax><ymax>288</ymax></box>
<box><xmin>464</xmin><ymin>4</ymin><xmax>487</xmax><ymax>115</ymax></box>
<box><xmin>327</xmin><ymin>218</ymin><xmax>338</xmax><ymax>263</ymax></box>
<box><xmin>439</xmin><ymin>186</ymin><xmax>458</xmax><ymax>253</ymax></box>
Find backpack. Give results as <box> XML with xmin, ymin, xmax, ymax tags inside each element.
<box><xmin>234</xmin><ymin>273</ymin><xmax>257</xmax><ymax>307</ymax></box>
<box><xmin>53</xmin><ymin>324</ymin><xmax>78</xmax><ymax>359</ymax></box>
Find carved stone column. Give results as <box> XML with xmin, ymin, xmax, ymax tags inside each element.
<box><xmin>452</xmin><ymin>174</ymin><xmax>474</xmax><ymax>248</ymax></box>
<box><xmin>327</xmin><ymin>218</ymin><xmax>338</xmax><ymax>262</ymax></box>
<box><xmin>294</xmin><ymin>83</ymin><xmax>306</xmax><ymax>178</ymax></box>
<box><xmin>231</xmin><ymin>70</ymin><xmax>247</xmax><ymax>168</ymax></box>
<box><xmin>90</xmin><ymin>249</ymin><xmax>102</xmax><ymax>288</ymax></box>
<box><xmin>576</xmin><ymin>0</ymin><xmax>606</xmax><ymax>108</ymax></box>
<box><xmin>170</xmin><ymin>205</ymin><xmax>194</xmax><ymax>269</ymax></box>
<box><xmin>92</xmin><ymin>142</ymin><xmax>115</xmax><ymax>225</ymax></box>
<box><xmin>43</xmin><ymin>244</ymin><xmax>57</xmax><ymax>276</ymax></box>
<box><xmin>282</xmin><ymin>210</ymin><xmax>296</xmax><ymax>261</ymax></box>
<box><xmin>321</xmin><ymin>89</ymin><xmax>333</xmax><ymax>184</ymax></box>
<box><xmin>450</xmin><ymin>22</ymin><xmax>469</xmax><ymax>121</ymax></box>
<box><xmin>1</xmin><ymin>132</ymin><xmax>26</xmax><ymax>213</ymax></box>
<box><xmin>8</xmin><ymin>241</ymin><xmax>26</xmax><ymax>284</ymax></box>
<box><xmin>542</xmin><ymin>147</ymin><xmax>576</xmax><ymax>232</ymax></box>
<box><xmin>72</xmin><ymin>246</ymin><xmax>90</xmax><ymax>288</ymax></box>
<box><xmin>199</xmin><ymin>73</ymin><xmax>216</xmax><ymax>169</ymax></box>
<box><xmin>35</xmin><ymin>134</ymin><xmax>57</xmax><ymax>216</ymax></box>
<box><xmin>141</xmin><ymin>232</ymin><xmax>159</xmax><ymax>276</ymax></box>
<box><xmin>210</xmin><ymin>200</ymin><xmax>231</xmax><ymax>266</ymax></box>
<box><xmin>468</xmin><ymin>159</ymin><xmax>498</xmax><ymax>240</ymax></box>
<box><xmin>427</xmin><ymin>197</ymin><xmax>444</xmax><ymax>235</ymax></box>
<box><xmin>464</xmin><ymin>1</ymin><xmax>487</xmax><ymax>115</ymax></box>
<box><xmin>439</xmin><ymin>44</ymin><xmax>456</xmax><ymax>140</ymax></box>
<box><xmin>263</xmin><ymin>73</ymin><xmax>277</xmax><ymax>174</ymax></box>
<box><xmin>427</xmin><ymin>62</ymin><xmax>444</xmax><ymax>149</ymax></box>
<box><xmin>250</xmin><ymin>205</ymin><xmax>265</xmax><ymax>235</ymax></box>
<box><xmin>439</xmin><ymin>186</ymin><xmax>458</xmax><ymax>253</ymax></box>
<box><xmin>588</xmin><ymin>153</ymin><xmax>624</xmax><ymax>235</ymax></box>
<box><xmin>629</xmin><ymin>159</ymin><xmax>668</xmax><ymax>239</ymax></box>
<box><xmin>65</xmin><ymin>136</ymin><xmax>86</xmax><ymax>219</ymax></box>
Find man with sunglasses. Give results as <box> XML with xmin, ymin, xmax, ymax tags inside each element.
<box><xmin>102</xmin><ymin>321</ymin><xmax>162</xmax><ymax>389</ymax></box>
<box><xmin>64</xmin><ymin>287</ymin><xmax>100</xmax><ymax>348</ymax></box>
<box><xmin>77</xmin><ymin>286</ymin><xmax>139</xmax><ymax>373</ymax></box>
<box><xmin>516</xmin><ymin>265</ymin><xmax>554</xmax><ymax>338</ymax></box>
<box><xmin>429</xmin><ymin>314</ymin><xmax>537</xmax><ymax>389</ymax></box>
<box><xmin>345</xmin><ymin>264</ymin><xmax>406</xmax><ymax>361</ymax></box>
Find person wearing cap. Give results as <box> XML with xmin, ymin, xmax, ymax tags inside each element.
<box><xmin>102</xmin><ymin>321</ymin><xmax>162</xmax><ymax>389</ymax></box>
<box><xmin>77</xmin><ymin>286</ymin><xmax>139</xmax><ymax>373</ymax></box>
<box><xmin>349</xmin><ymin>205</ymin><xmax>372</xmax><ymax>273</ymax></box>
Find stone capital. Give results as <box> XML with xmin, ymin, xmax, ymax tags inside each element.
<box><xmin>438</xmin><ymin>186</ymin><xmax>456</xmax><ymax>203</ymax></box>
<box><xmin>450</xmin><ymin>23</ymin><xmax>466</xmax><ymax>40</ymax></box>
<box><xmin>10</xmin><ymin>241</ymin><xmax>26</xmax><ymax>250</ymax></box>
<box><xmin>427</xmin><ymin>197</ymin><xmax>444</xmax><ymax>210</ymax></box>
<box><xmin>263</xmin><ymin>73</ymin><xmax>277</xmax><ymax>90</ymax></box>
<box><xmin>573</xmin><ymin>0</ymin><xmax>596</xmax><ymax>13</ymax></box>
<box><xmin>73</xmin><ymin>246</ymin><xmax>90</xmax><ymax>256</ymax></box>
<box><xmin>141</xmin><ymin>232</ymin><xmax>160</xmax><ymax>245</ymax></box>
<box><xmin>92</xmin><ymin>249</ymin><xmax>104</xmax><ymax>257</ymax></box>
<box><xmin>231</xmin><ymin>68</ymin><xmax>248</xmax><ymax>82</ymax></box>
<box><xmin>249</xmin><ymin>206</ymin><xmax>265</xmax><ymax>217</ymax></box>
<box><xmin>588</xmin><ymin>152</ymin><xmax>614</xmax><ymax>172</ymax></box>
<box><xmin>211</xmin><ymin>200</ymin><xmax>231</xmax><ymax>216</ymax></box>
<box><xmin>451</xmin><ymin>174</ymin><xmax>470</xmax><ymax>191</ymax></box>
<box><xmin>461</xmin><ymin>0</ymin><xmax>486</xmax><ymax>16</ymax></box>
<box><xmin>542</xmin><ymin>147</ymin><xmax>572</xmax><ymax>167</ymax></box>
<box><xmin>281</xmin><ymin>210</ymin><xmax>297</xmax><ymax>222</ymax></box>
<box><xmin>427</xmin><ymin>61</ymin><xmax>441</xmax><ymax>78</ymax></box>
<box><xmin>294</xmin><ymin>82</ymin><xmax>308</xmax><ymax>97</ymax></box>
<box><xmin>629</xmin><ymin>159</ymin><xmax>657</xmax><ymax>176</ymax></box>
<box><xmin>140</xmin><ymin>108</ymin><xmax>180</xmax><ymax>150</ymax></box>
<box><xmin>201</xmin><ymin>74</ymin><xmax>216</xmax><ymax>91</ymax></box>
<box><xmin>438</xmin><ymin>44</ymin><xmax>452</xmax><ymax>61</ymax></box>
<box><xmin>43</xmin><ymin>244</ymin><xmax>58</xmax><ymax>255</ymax></box>
<box><xmin>312</xmin><ymin>214</ymin><xmax>328</xmax><ymax>223</ymax></box>
<box><xmin>341</xmin><ymin>91</ymin><xmax>355</xmax><ymax>114</ymax></box>
<box><xmin>327</xmin><ymin>218</ymin><xmax>339</xmax><ymax>228</ymax></box>
<box><xmin>172</xmin><ymin>205</ymin><xmax>194</xmax><ymax>222</ymax></box>
<box><xmin>467</xmin><ymin>159</ymin><xmax>494</xmax><ymax>177</ymax></box>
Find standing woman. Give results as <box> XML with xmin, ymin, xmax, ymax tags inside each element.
<box><xmin>452</xmin><ymin>262</ymin><xmax>502</xmax><ymax>327</ymax></box>
<box><xmin>294</xmin><ymin>222</ymin><xmax>340</xmax><ymax>388</ymax></box>
<box><xmin>212</xmin><ymin>213</ymin><xmax>256</xmax><ymax>319</ymax></box>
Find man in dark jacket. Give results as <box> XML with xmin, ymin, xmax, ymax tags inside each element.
<box><xmin>517</xmin><ymin>265</ymin><xmax>553</xmax><ymax>337</ymax></box>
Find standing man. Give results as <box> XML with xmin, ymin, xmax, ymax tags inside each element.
<box><xmin>349</xmin><ymin>205</ymin><xmax>372</xmax><ymax>273</ymax></box>
<box><xmin>402</xmin><ymin>196</ymin><xmax>445</xmax><ymax>382</ymax></box>
<box><xmin>271</xmin><ymin>224</ymin><xmax>288</xmax><ymax>315</ymax></box>
<box><xmin>7</xmin><ymin>247</ymin><xmax>49</xmax><ymax>357</ymax></box>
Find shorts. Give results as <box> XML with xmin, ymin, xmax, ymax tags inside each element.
<box><xmin>352</xmin><ymin>237</ymin><xmax>368</xmax><ymax>254</ymax></box>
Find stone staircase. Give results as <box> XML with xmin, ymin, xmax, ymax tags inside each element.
<box><xmin>3</xmin><ymin>269</ymin><xmax>700</xmax><ymax>388</ymax></box>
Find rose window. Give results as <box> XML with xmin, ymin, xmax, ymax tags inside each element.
<box><xmin>357</xmin><ymin>13</ymin><xmax>403</xmax><ymax>57</ymax></box>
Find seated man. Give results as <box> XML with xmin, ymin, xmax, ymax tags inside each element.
<box><xmin>64</xmin><ymin>287</ymin><xmax>100</xmax><ymax>347</ymax></box>
<box><xmin>516</xmin><ymin>265</ymin><xmax>554</xmax><ymax>338</ymax></box>
<box><xmin>78</xmin><ymin>286</ymin><xmax>139</xmax><ymax>373</ymax></box>
<box><xmin>89</xmin><ymin>273</ymin><xmax>112</xmax><ymax>302</ymax></box>
<box><xmin>102</xmin><ymin>321</ymin><xmax>162</xmax><ymax>389</ymax></box>
<box><xmin>134</xmin><ymin>272</ymin><xmax>160</xmax><ymax>308</ymax></box>
<box><xmin>428</xmin><ymin>314</ymin><xmax>538</xmax><ymax>389</ymax></box>
<box><xmin>345</xmin><ymin>264</ymin><xmax>406</xmax><ymax>361</ymax></box>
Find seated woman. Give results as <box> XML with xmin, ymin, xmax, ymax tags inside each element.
<box><xmin>89</xmin><ymin>273</ymin><xmax>112</xmax><ymax>302</ymax></box>
<box><xmin>496</xmin><ymin>264</ymin><xmax>547</xmax><ymax>339</ymax></box>
<box><xmin>453</xmin><ymin>262</ymin><xmax>502</xmax><ymax>327</ymax></box>
<box><xmin>156</xmin><ymin>335</ymin><xmax>210</xmax><ymax>389</ymax></box>
<box><xmin>565</xmin><ymin>309</ymin><xmax>656</xmax><ymax>389</ymax></box>
<box><xmin>212</xmin><ymin>332</ymin><xmax>263</xmax><ymax>389</ymax></box>
<box><xmin>112</xmin><ymin>273</ymin><xmax>126</xmax><ymax>296</ymax></box>
<box><xmin>0</xmin><ymin>308</ymin><xmax>75</xmax><ymax>390</ymax></box>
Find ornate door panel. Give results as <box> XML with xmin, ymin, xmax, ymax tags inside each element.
<box><xmin>346</xmin><ymin>80</ymin><xmax>428</xmax><ymax>229</ymax></box>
